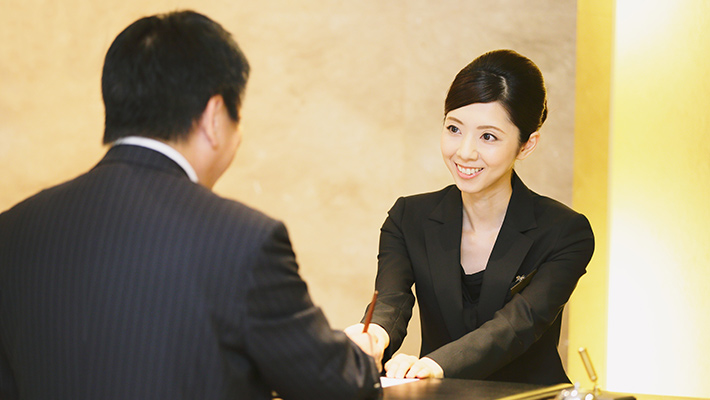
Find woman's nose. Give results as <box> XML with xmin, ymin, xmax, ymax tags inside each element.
<box><xmin>457</xmin><ymin>133</ymin><xmax>478</xmax><ymax>160</ymax></box>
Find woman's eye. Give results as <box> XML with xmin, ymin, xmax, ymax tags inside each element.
<box><xmin>482</xmin><ymin>133</ymin><xmax>497</xmax><ymax>141</ymax></box>
<box><xmin>447</xmin><ymin>125</ymin><xmax>460</xmax><ymax>134</ymax></box>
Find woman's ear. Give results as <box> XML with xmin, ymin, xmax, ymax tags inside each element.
<box><xmin>517</xmin><ymin>131</ymin><xmax>539</xmax><ymax>160</ymax></box>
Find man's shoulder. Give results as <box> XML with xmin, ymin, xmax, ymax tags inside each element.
<box><xmin>165</xmin><ymin>182</ymin><xmax>281</xmax><ymax>235</ymax></box>
<box><xmin>1</xmin><ymin>169</ymin><xmax>282</xmax><ymax>243</ymax></box>
<box><xmin>0</xmin><ymin>176</ymin><xmax>78</xmax><ymax>222</ymax></box>
<box><xmin>207</xmin><ymin>192</ymin><xmax>280</xmax><ymax>229</ymax></box>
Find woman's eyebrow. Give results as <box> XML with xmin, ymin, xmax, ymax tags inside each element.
<box><xmin>477</xmin><ymin>125</ymin><xmax>506</xmax><ymax>133</ymax></box>
<box><xmin>444</xmin><ymin>116</ymin><xmax>464</xmax><ymax>125</ymax></box>
<box><xmin>444</xmin><ymin>117</ymin><xmax>508</xmax><ymax>135</ymax></box>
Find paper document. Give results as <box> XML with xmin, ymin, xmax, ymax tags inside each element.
<box><xmin>380</xmin><ymin>377</ymin><xmax>419</xmax><ymax>388</ymax></box>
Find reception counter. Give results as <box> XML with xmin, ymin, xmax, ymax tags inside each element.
<box><xmin>383</xmin><ymin>378</ymin><xmax>636</xmax><ymax>400</ymax></box>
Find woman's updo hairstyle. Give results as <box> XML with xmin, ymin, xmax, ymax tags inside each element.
<box><xmin>444</xmin><ymin>49</ymin><xmax>547</xmax><ymax>144</ymax></box>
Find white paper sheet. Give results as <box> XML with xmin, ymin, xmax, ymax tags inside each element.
<box><xmin>380</xmin><ymin>377</ymin><xmax>419</xmax><ymax>388</ymax></box>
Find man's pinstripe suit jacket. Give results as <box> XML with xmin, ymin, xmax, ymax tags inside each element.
<box><xmin>0</xmin><ymin>145</ymin><xmax>381</xmax><ymax>400</ymax></box>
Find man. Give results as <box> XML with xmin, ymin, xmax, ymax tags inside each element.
<box><xmin>0</xmin><ymin>10</ymin><xmax>382</xmax><ymax>400</ymax></box>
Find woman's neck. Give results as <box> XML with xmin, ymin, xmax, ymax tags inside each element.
<box><xmin>460</xmin><ymin>182</ymin><xmax>512</xmax><ymax>234</ymax></box>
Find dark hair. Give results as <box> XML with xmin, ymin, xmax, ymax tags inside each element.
<box><xmin>101</xmin><ymin>10</ymin><xmax>250</xmax><ymax>144</ymax></box>
<box><xmin>444</xmin><ymin>49</ymin><xmax>547</xmax><ymax>144</ymax></box>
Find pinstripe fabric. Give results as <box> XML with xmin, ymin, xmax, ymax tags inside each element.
<box><xmin>0</xmin><ymin>145</ymin><xmax>381</xmax><ymax>400</ymax></box>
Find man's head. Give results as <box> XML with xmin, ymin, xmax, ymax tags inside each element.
<box><xmin>101</xmin><ymin>10</ymin><xmax>250</xmax><ymax>145</ymax></box>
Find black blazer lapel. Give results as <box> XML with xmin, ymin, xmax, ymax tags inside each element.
<box><xmin>478</xmin><ymin>172</ymin><xmax>537</xmax><ymax>324</ymax></box>
<box><xmin>478</xmin><ymin>227</ymin><xmax>533</xmax><ymax>324</ymax></box>
<box><xmin>425</xmin><ymin>187</ymin><xmax>468</xmax><ymax>340</ymax></box>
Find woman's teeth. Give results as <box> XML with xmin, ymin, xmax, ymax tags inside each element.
<box><xmin>457</xmin><ymin>165</ymin><xmax>482</xmax><ymax>175</ymax></box>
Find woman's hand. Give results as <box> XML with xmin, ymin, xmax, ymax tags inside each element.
<box><xmin>384</xmin><ymin>354</ymin><xmax>418</xmax><ymax>378</ymax></box>
<box><xmin>385</xmin><ymin>354</ymin><xmax>444</xmax><ymax>379</ymax></box>
<box><xmin>343</xmin><ymin>323</ymin><xmax>389</xmax><ymax>371</ymax></box>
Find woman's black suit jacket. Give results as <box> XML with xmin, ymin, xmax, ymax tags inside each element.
<box><xmin>368</xmin><ymin>172</ymin><xmax>594</xmax><ymax>385</ymax></box>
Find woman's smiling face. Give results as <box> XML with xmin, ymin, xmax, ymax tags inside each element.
<box><xmin>440</xmin><ymin>101</ymin><xmax>537</xmax><ymax>197</ymax></box>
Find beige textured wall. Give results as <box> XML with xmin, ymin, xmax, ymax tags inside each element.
<box><xmin>0</xmin><ymin>1</ymin><xmax>577</xmax><ymax>356</ymax></box>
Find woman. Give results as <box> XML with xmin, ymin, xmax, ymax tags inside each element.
<box><xmin>346</xmin><ymin>49</ymin><xmax>594</xmax><ymax>385</ymax></box>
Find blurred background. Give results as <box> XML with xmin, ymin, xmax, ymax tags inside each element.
<box><xmin>1</xmin><ymin>1</ymin><xmax>708</xmax><ymax>399</ymax></box>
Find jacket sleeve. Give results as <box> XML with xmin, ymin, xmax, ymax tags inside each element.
<box><xmin>365</xmin><ymin>197</ymin><xmax>416</xmax><ymax>361</ymax></box>
<box><xmin>243</xmin><ymin>221</ymin><xmax>382</xmax><ymax>400</ymax></box>
<box><xmin>426</xmin><ymin>213</ymin><xmax>594</xmax><ymax>379</ymax></box>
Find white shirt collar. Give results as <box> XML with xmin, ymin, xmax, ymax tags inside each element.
<box><xmin>112</xmin><ymin>136</ymin><xmax>199</xmax><ymax>183</ymax></box>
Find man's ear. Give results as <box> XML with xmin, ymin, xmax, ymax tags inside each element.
<box><xmin>196</xmin><ymin>95</ymin><xmax>224</xmax><ymax>149</ymax></box>
<box><xmin>517</xmin><ymin>131</ymin><xmax>539</xmax><ymax>160</ymax></box>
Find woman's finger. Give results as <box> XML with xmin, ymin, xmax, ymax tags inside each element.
<box><xmin>384</xmin><ymin>354</ymin><xmax>418</xmax><ymax>379</ymax></box>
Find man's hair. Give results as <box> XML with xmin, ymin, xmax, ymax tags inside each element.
<box><xmin>101</xmin><ymin>10</ymin><xmax>250</xmax><ymax>144</ymax></box>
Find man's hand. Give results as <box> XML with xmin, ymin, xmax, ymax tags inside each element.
<box><xmin>343</xmin><ymin>323</ymin><xmax>388</xmax><ymax>371</ymax></box>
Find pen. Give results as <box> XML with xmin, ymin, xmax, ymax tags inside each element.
<box><xmin>362</xmin><ymin>290</ymin><xmax>378</xmax><ymax>333</ymax></box>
